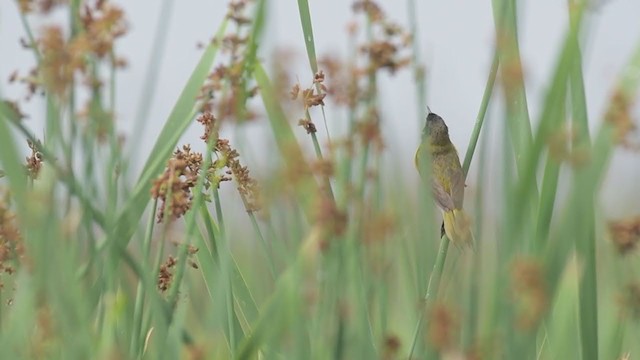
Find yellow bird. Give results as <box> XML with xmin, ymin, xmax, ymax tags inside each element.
<box><xmin>415</xmin><ymin>110</ymin><xmax>473</xmax><ymax>248</ymax></box>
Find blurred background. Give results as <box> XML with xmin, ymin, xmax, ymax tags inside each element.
<box><xmin>1</xmin><ymin>0</ymin><xmax>639</xmax><ymax>216</ymax></box>
<box><xmin>1</xmin><ymin>1</ymin><xmax>639</xmax><ymax>358</ymax></box>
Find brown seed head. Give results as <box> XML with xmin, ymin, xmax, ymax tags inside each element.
<box><xmin>428</xmin><ymin>302</ymin><xmax>459</xmax><ymax>353</ymax></box>
<box><xmin>0</xmin><ymin>190</ymin><xmax>24</xmax><ymax>289</ymax></box>
<box><xmin>158</xmin><ymin>256</ymin><xmax>177</xmax><ymax>292</ymax></box>
<box><xmin>196</xmin><ymin>111</ymin><xmax>218</xmax><ymax>143</ymax></box>
<box><xmin>25</xmin><ymin>139</ymin><xmax>43</xmax><ymax>180</ymax></box>
<box><xmin>609</xmin><ymin>216</ymin><xmax>640</xmax><ymax>255</ymax></box>
<box><xmin>618</xmin><ymin>282</ymin><xmax>640</xmax><ymax>320</ymax></box>
<box><xmin>151</xmin><ymin>145</ymin><xmax>210</xmax><ymax>222</ymax></box>
<box><xmin>605</xmin><ymin>89</ymin><xmax>638</xmax><ymax>150</ymax></box>
<box><xmin>510</xmin><ymin>257</ymin><xmax>548</xmax><ymax>330</ymax></box>
<box><xmin>315</xmin><ymin>196</ymin><xmax>347</xmax><ymax>244</ymax></box>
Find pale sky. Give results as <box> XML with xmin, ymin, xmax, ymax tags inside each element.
<box><xmin>1</xmin><ymin>0</ymin><xmax>639</xmax><ymax>217</ymax></box>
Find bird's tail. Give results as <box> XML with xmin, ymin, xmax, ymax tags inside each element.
<box><xmin>443</xmin><ymin>209</ymin><xmax>474</xmax><ymax>249</ymax></box>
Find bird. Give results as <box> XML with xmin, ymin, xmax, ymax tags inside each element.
<box><xmin>415</xmin><ymin>109</ymin><xmax>473</xmax><ymax>248</ymax></box>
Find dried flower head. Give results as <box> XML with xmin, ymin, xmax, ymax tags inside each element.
<box><xmin>196</xmin><ymin>111</ymin><xmax>218</xmax><ymax>143</ymax></box>
<box><xmin>353</xmin><ymin>1</ymin><xmax>411</xmax><ymax>74</ymax></box>
<box><xmin>292</xmin><ymin>70</ymin><xmax>328</xmax><ymax>137</ymax></box>
<box><xmin>227</xmin><ymin>0</ymin><xmax>253</xmax><ymax>27</ymax></box>
<box><xmin>151</xmin><ymin>145</ymin><xmax>211</xmax><ymax>222</ymax></box>
<box><xmin>298</xmin><ymin>118</ymin><xmax>317</xmax><ymax>134</ymax></box>
<box><xmin>157</xmin><ymin>255</ymin><xmax>177</xmax><ymax>292</ymax></box>
<box><xmin>382</xmin><ymin>334</ymin><xmax>401</xmax><ymax>360</ymax></box>
<box><xmin>197</xmin><ymin>0</ymin><xmax>259</xmax><ymax>122</ymax></box>
<box><xmin>39</xmin><ymin>26</ymin><xmax>87</xmax><ymax>97</ymax></box>
<box><xmin>290</xmin><ymin>83</ymin><xmax>300</xmax><ymax>100</ymax></box>
<box><xmin>605</xmin><ymin>89</ymin><xmax>638</xmax><ymax>150</ymax></box>
<box><xmin>547</xmin><ymin>124</ymin><xmax>590</xmax><ymax>167</ymax></box>
<box><xmin>214</xmin><ymin>139</ymin><xmax>262</xmax><ymax>213</ymax></box>
<box><xmin>352</xmin><ymin>0</ymin><xmax>384</xmax><ymax>22</ymax></box>
<box><xmin>356</xmin><ymin>109</ymin><xmax>384</xmax><ymax>151</ymax></box>
<box><xmin>510</xmin><ymin>257</ymin><xmax>548</xmax><ymax>330</ymax></box>
<box><xmin>310</xmin><ymin>158</ymin><xmax>334</xmax><ymax>179</ymax></box>
<box><xmin>362</xmin><ymin>211</ymin><xmax>395</xmax><ymax>244</ymax></box>
<box><xmin>9</xmin><ymin>1</ymin><xmax>128</xmax><ymax>157</ymax></box>
<box><xmin>315</xmin><ymin>196</ymin><xmax>347</xmax><ymax>242</ymax></box>
<box><xmin>618</xmin><ymin>282</ymin><xmax>640</xmax><ymax>320</ymax></box>
<box><xmin>609</xmin><ymin>216</ymin><xmax>640</xmax><ymax>255</ymax></box>
<box><xmin>0</xmin><ymin>190</ymin><xmax>24</xmax><ymax>289</ymax></box>
<box><xmin>301</xmin><ymin>88</ymin><xmax>326</xmax><ymax>108</ymax></box>
<box><xmin>18</xmin><ymin>0</ymin><xmax>67</xmax><ymax>14</ymax></box>
<box><xmin>80</xmin><ymin>2</ymin><xmax>128</xmax><ymax>58</ymax></box>
<box><xmin>25</xmin><ymin>139</ymin><xmax>43</xmax><ymax>179</ymax></box>
<box><xmin>318</xmin><ymin>56</ymin><xmax>360</xmax><ymax>108</ymax></box>
<box><xmin>34</xmin><ymin>2</ymin><xmax>127</xmax><ymax>100</ymax></box>
<box><xmin>428</xmin><ymin>302</ymin><xmax>459</xmax><ymax>353</ymax></box>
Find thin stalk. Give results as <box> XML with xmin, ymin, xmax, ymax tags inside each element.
<box><xmin>245</xmin><ymin>202</ymin><xmax>276</xmax><ymax>279</ymax></box>
<box><xmin>305</xmin><ymin>108</ymin><xmax>335</xmax><ymax>201</ymax></box>
<box><xmin>8</xmin><ymin>119</ymin><xmax>107</xmax><ymax>228</ymax></box>
<box><xmin>568</xmin><ymin>5</ymin><xmax>598</xmax><ymax>354</ymax></box>
<box><xmin>17</xmin><ymin>10</ymin><xmax>42</xmax><ymax>62</ymax></box>
<box><xmin>462</xmin><ymin>53</ymin><xmax>499</xmax><ymax>173</ymax></box>
<box><xmin>296</xmin><ymin>0</ymin><xmax>332</xmax><ymax>143</ymax></box>
<box><xmin>213</xmin><ymin>188</ymin><xmax>226</xmax><ymax>238</ymax></box>
<box><xmin>408</xmin><ymin>49</ymin><xmax>499</xmax><ymax>359</ymax></box>
<box><xmin>130</xmin><ymin>199</ymin><xmax>157</xmax><ymax>358</ymax></box>
<box><xmin>211</xmin><ymin>186</ymin><xmax>238</xmax><ymax>353</ymax></box>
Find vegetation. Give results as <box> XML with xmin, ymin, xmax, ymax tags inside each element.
<box><xmin>0</xmin><ymin>0</ymin><xmax>639</xmax><ymax>358</ymax></box>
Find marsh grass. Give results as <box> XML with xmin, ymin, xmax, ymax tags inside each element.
<box><xmin>0</xmin><ymin>0</ymin><xmax>639</xmax><ymax>359</ymax></box>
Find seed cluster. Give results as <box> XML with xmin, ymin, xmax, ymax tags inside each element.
<box><xmin>157</xmin><ymin>245</ymin><xmax>199</xmax><ymax>292</ymax></box>
<box><xmin>291</xmin><ymin>70</ymin><xmax>327</xmax><ymax>134</ymax></box>
<box><xmin>25</xmin><ymin>140</ymin><xmax>43</xmax><ymax>180</ymax></box>
<box><xmin>0</xmin><ymin>191</ymin><xmax>24</xmax><ymax>289</ymax></box>
<box><xmin>510</xmin><ymin>258</ymin><xmax>548</xmax><ymax>330</ymax></box>
<box><xmin>214</xmin><ymin>139</ymin><xmax>261</xmax><ymax>213</ymax></box>
<box><xmin>16</xmin><ymin>1</ymin><xmax>128</xmax><ymax>100</ymax></box>
<box><xmin>151</xmin><ymin>145</ymin><xmax>212</xmax><ymax>223</ymax></box>
<box><xmin>619</xmin><ymin>283</ymin><xmax>640</xmax><ymax>320</ymax></box>
<box><xmin>428</xmin><ymin>302</ymin><xmax>459</xmax><ymax>353</ymax></box>
<box><xmin>197</xmin><ymin>0</ymin><xmax>259</xmax><ymax>122</ymax></box>
<box><xmin>609</xmin><ymin>215</ymin><xmax>640</xmax><ymax>255</ymax></box>
<box><xmin>606</xmin><ymin>90</ymin><xmax>639</xmax><ymax>150</ymax></box>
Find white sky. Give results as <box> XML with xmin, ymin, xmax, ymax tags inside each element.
<box><xmin>1</xmin><ymin>0</ymin><xmax>639</xmax><ymax>217</ymax></box>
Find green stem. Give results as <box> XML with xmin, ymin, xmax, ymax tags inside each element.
<box><xmin>408</xmin><ymin>48</ymin><xmax>499</xmax><ymax>359</ymax></box>
<box><xmin>17</xmin><ymin>10</ymin><xmax>42</xmax><ymax>62</ymax></box>
<box><xmin>130</xmin><ymin>200</ymin><xmax>157</xmax><ymax>358</ymax></box>
<box><xmin>408</xmin><ymin>235</ymin><xmax>450</xmax><ymax>358</ymax></box>
<box><xmin>462</xmin><ymin>52</ymin><xmax>499</xmax><ymax>175</ymax></box>
<box><xmin>246</xmin><ymin>203</ymin><xmax>276</xmax><ymax>279</ymax></box>
<box><xmin>8</xmin><ymin>119</ymin><xmax>107</xmax><ymax>228</ymax></box>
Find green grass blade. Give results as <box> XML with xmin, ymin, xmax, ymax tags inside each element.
<box><xmin>0</xmin><ymin>102</ymin><xmax>28</xmax><ymax>207</ymax></box>
<box><xmin>297</xmin><ymin>0</ymin><xmax>318</xmax><ymax>74</ymax></box>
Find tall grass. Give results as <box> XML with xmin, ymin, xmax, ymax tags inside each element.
<box><xmin>0</xmin><ymin>0</ymin><xmax>639</xmax><ymax>359</ymax></box>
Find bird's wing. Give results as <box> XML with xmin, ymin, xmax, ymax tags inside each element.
<box><xmin>449</xmin><ymin>165</ymin><xmax>465</xmax><ymax>209</ymax></box>
<box><xmin>431</xmin><ymin>179</ymin><xmax>455</xmax><ymax>212</ymax></box>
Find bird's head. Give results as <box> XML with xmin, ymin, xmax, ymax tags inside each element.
<box><xmin>422</xmin><ymin>110</ymin><xmax>451</xmax><ymax>145</ymax></box>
